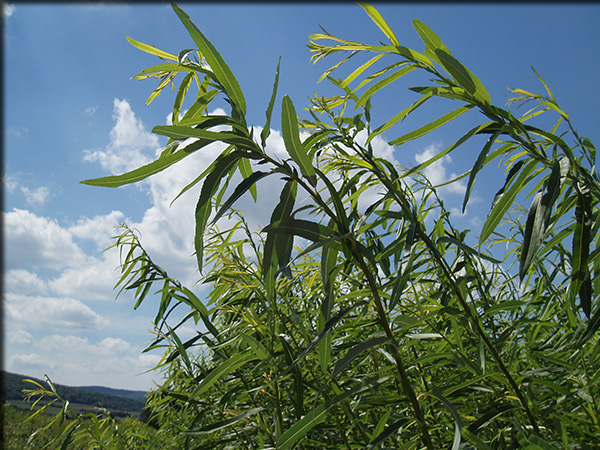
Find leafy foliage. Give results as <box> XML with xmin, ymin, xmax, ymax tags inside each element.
<box><xmin>31</xmin><ymin>2</ymin><xmax>599</xmax><ymax>449</ymax></box>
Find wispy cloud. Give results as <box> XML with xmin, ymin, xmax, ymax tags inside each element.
<box><xmin>3</xmin><ymin>4</ymin><xmax>15</xmax><ymax>19</ymax></box>
<box><xmin>21</xmin><ymin>185</ymin><xmax>51</xmax><ymax>207</ymax></box>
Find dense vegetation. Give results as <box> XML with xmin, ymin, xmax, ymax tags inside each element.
<box><xmin>2</xmin><ymin>402</ymin><xmax>165</xmax><ymax>450</ymax></box>
<box><xmin>26</xmin><ymin>3</ymin><xmax>599</xmax><ymax>449</ymax></box>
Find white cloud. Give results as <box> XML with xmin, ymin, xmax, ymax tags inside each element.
<box><xmin>4</xmin><ymin>208</ymin><xmax>87</xmax><ymax>271</ymax></box>
<box><xmin>415</xmin><ymin>143</ymin><xmax>466</xmax><ymax>196</ymax></box>
<box><xmin>5</xmin><ymin>293</ymin><xmax>107</xmax><ymax>331</ymax></box>
<box><xmin>5</xmin><ymin>269</ymin><xmax>48</xmax><ymax>295</ymax></box>
<box><xmin>83</xmin><ymin>98</ymin><xmax>159</xmax><ymax>174</ymax></box>
<box><xmin>21</xmin><ymin>185</ymin><xmax>51</xmax><ymax>207</ymax></box>
<box><xmin>97</xmin><ymin>337</ymin><xmax>131</xmax><ymax>354</ymax></box>
<box><xmin>39</xmin><ymin>335</ymin><xmax>91</xmax><ymax>352</ymax></box>
<box><xmin>68</xmin><ymin>210</ymin><xmax>126</xmax><ymax>249</ymax></box>
<box><xmin>3</xmin><ymin>175</ymin><xmax>19</xmax><ymax>193</ymax></box>
<box><xmin>85</xmin><ymin>106</ymin><xmax>98</xmax><ymax>116</ymax></box>
<box><xmin>138</xmin><ymin>353</ymin><xmax>162</xmax><ymax>368</ymax></box>
<box><xmin>8</xmin><ymin>330</ymin><xmax>34</xmax><ymax>345</ymax></box>
<box><xmin>9</xmin><ymin>353</ymin><xmax>55</xmax><ymax>369</ymax></box>
<box><xmin>3</xmin><ymin>4</ymin><xmax>15</xmax><ymax>19</ymax></box>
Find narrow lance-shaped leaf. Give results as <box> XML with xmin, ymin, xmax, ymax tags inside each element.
<box><xmin>263</xmin><ymin>179</ymin><xmax>297</xmax><ymax>297</ymax></box>
<box><xmin>237</xmin><ymin>156</ymin><xmax>257</xmax><ymax>201</ymax></box>
<box><xmin>188</xmin><ymin>352</ymin><xmax>256</xmax><ymax>401</ymax></box>
<box><xmin>319</xmin><ymin>239</ymin><xmax>338</xmax><ymax>372</ymax></box>
<box><xmin>81</xmin><ymin>142</ymin><xmax>201</xmax><ymax>188</ymax></box>
<box><xmin>126</xmin><ymin>36</ymin><xmax>177</xmax><ymax>61</ymax></box>
<box><xmin>194</xmin><ymin>151</ymin><xmax>244</xmax><ymax>271</ymax></box>
<box><xmin>366</xmin><ymin>418</ymin><xmax>410</xmax><ymax>450</ymax></box>
<box><xmin>367</xmin><ymin>90</ymin><xmax>432</xmax><ymax>143</ymax></box>
<box><xmin>402</xmin><ymin>122</ymin><xmax>493</xmax><ymax>180</ymax></box>
<box><xmin>436</xmin><ymin>49</ymin><xmax>491</xmax><ymax>104</ymax></box>
<box><xmin>184</xmin><ymin>407</ymin><xmax>264</xmax><ymax>436</ymax></box>
<box><xmin>520</xmin><ymin>158</ymin><xmax>568</xmax><ymax>279</ymax></box>
<box><xmin>355</xmin><ymin>64</ymin><xmax>416</xmax><ymax>110</ymax></box>
<box><xmin>571</xmin><ymin>187</ymin><xmax>592</xmax><ymax>316</ymax></box>
<box><xmin>277</xmin><ymin>376</ymin><xmax>388</xmax><ymax>450</ymax></box>
<box><xmin>463</xmin><ymin>129</ymin><xmax>503</xmax><ymax>212</ymax></box>
<box><xmin>480</xmin><ymin>159</ymin><xmax>536</xmax><ymax>244</ymax></box>
<box><xmin>153</xmin><ymin>125</ymin><xmax>259</xmax><ymax>151</ymax></box>
<box><xmin>264</xmin><ymin>218</ymin><xmax>340</xmax><ymax>246</ymax></box>
<box><xmin>329</xmin><ymin>336</ymin><xmax>389</xmax><ymax>385</ymax></box>
<box><xmin>172</xmin><ymin>71</ymin><xmax>195</xmax><ymax>124</ymax></box>
<box><xmin>412</xmin><ymin>19</ymin><xmax>452</xmax><ymax>64</ymax></box>
<box><xmin>389</xmin><ymin>105</ymin><xmax>473</xmax><ymax>146</ymax></box>
<box><xmin>358</xmin><ymin>2</ymin><xmax>399</xmax><ymax>46</ymax></box>
<box><xmin>210</xmin><ymin>171</ymin><xmax>271</xmax><ymax>226</ymax></box>
<box><xmin>519</xmin><ymin>190</ymin><xmax>543</xmax><ymax>281</ymax></box>
<box><xmin>261</xmin><ymin>56</ymin><xmax>281</xmax><ymax>148</ymax></box>
<box><xmin>171</xmin><ymin>2</ymin><xmax>246</xmax><ymax>115</ymax></box>
<box><xmin>281</xmin><ymin>95</ymin><xmax>317</xmax><ymax>186</ymax></box>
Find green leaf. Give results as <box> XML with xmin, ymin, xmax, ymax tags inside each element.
<box><xmin>211</xmin><ymin>171</ymin><xmax>271</xmax><ymax>226</ymax></box>
<box><xmin>126</xmin><ymin>36</ymin><xmax>177</xmax><ymax>61</ymax></box>
<box><xmin>153</xmin><ymin>125</ymin><xmax>258</xmax><ymax>151</ymax></box>
<box><xmin>435</xmin><ymin>50</ymin><xmax>491</xmax><ymax>104</ymax></box>
<box><xmin>412</xmin><ymin>19</ymin><xmax>452</xmax><ymax>64</ymax></box>
<box><xmin>281</xmin><ymin>95</ymin><xmax>317</xmax><ymax>185</ymax></box>
<box><xmin>194</xmin><ymin>151</ymin><xmax>244</xmax><ymax>271</ymax></box>
<box><xmin>368</xmin><ymin>90</ymin><xmax>432</xmax><ymax>143</ymax></box>
<box><xmin>264</xmin><ymin>218</ymin><xmax>340</xmax><ymax>245</ymax></box>
<box><xmin>402</xmin><ymin>122</ymin><xmax>492</xmax><ymax>180</ymax></box>
<box><xmin>319</xmin><ymin>240</ymin><xmax>338</xmax><ymax>373</ymax></box>
<box><xmin>81</xmin><ymin>142</ymin><xmax>201</xmax><ymax>188</ymax></box>
<box><xmin>330</xmin><ymin>336</ymin><xmax>389</xmax><ymax>382</ymax></box>
<box><xmin>240</xmin><ymin>333</ymin><xmax>270</xmax><ymax>361</ymax></box>
<box><xmin>172</xmin><ymin>72</ymin><xmax>195</xmax><ymax>124</ymax></box>
<box><xmin>389</xmin><ymin>105</ymin><xmax>473</xmax><ymax>146</ymax></box>
<box><xmin>189</xmin><ymin>352</ymin><xmax>256</xmax><ymax>401</ymax></box>
<box><xmin>358</xmin><ymin>2</ymin><xmax>399</xmax><ymax>46</ymax></box>
<box><xmin>366</xmin><ymin>418</ymin><xmax>410</xmax><ymax>450</ymax></box>
<box><xmin>277</xmin><ymin>376</ymin><xmax>388</xmax><ymax>450</ymax></box>
<box><xmin>479</xmin><ymin>160</ymin><xmax>537</xmax><ymax>244</ymax></box>
<box><xmin>261</xmin><ymin>56</ymin><xmax>281</xmax><ymax>148</ymax></box>
<box><xmin>171</xmin><ymin>2</ymin><xmax>246</xmax><ymax>115</ymax></box>
<box><xmin>179</xmin><ymin>89</ymin><xmax>220</xmax><ymax>125</ymax></box>
<box><xmin>238</xmin><ymin>156</ymin><xmax>256</xmax><ymax>201</ymax></box>
<box><xmin>185</xmin><ymin>407</ymin><xmax>264</xmax><ymax>435</ymax></box>
<box><xmin>571</xmin><ymin>188</ymin><xmax>592</xmax><ymax>314</ymax></box>
<box><xmin>341</xmin><ymin>53</ymin><xmax>385</xmax><ymax>89</ymax></box>
<box><xmin>420</xmin><ymin>391</ymin><xmax>462</xmax><ymax>450</ymax></box>
<box><xmin>315</xmin><ymin>168</ymin><xmax>349</xmax><ymax>232</ymax></box>
<box><xmin>263</xmin><ymin>179</ymin><xmax>297</xmax><ymax>296</ymax></box>
<box><xmin>520</xmin><ymin>158</ymin><xmax>567</xmax><ymax>279</ymax></box>
<box><xmin>463</xmin><ymin>129</ymin><xmax>503</xmax><ymax>212</ymax></box>
<box><xmin>519</xmin><ymin>190</ymin><xmax>544</xmax><ymax>280</ymax></box>
<box><xmin>355</xmin><ymin>64</ymin><xmax>416</xmax><ymax>110</ymax></box>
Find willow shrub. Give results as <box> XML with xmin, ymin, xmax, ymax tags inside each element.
<box><xmin>29</xmin><ymin>2</ymin><xmax>599</xmax><ymax>449</ymax></box>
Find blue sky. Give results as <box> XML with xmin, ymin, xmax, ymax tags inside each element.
<box><xmin>4</xmin><ymin>2</ymin><xmax>600</xmax><ymax>391</ymax></box>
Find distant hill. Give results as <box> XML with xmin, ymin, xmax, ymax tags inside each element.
<box><xmin>77</xmin><ymin>385</ymin><xmax>147</xmax><ymax>405</ymax></box>
<box><xmin>1</xmin><ymin>371</ymin><xmax>147</xmax><ymax>416</ymax></box>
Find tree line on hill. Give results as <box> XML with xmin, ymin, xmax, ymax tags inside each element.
<box><xmin>1</xmin><ymin>371</ymin><xmax>147</xmax><ymax>416</ymax></box>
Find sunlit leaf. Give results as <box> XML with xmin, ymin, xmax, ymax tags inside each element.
<box><xmin>358</xmin><ymin>2</ymin><xmax>399</xmax><ymax>46</ymax></box>
<box><xmin>281</xmin><ymin>95</ymin><xmax>317</xmax><ymax>185</ymax></box>
<box><xmin>126</xmin><ymin>36</ymin><xmax>177</xmax><ymax>61</ymax></box>
<box><xmin>171</xmin><ymin>2</ymin><xmax>246</xmax><ymax>115</ymax></box>
<box><xmin>261</xmin><ymin>56</ymin><xmax>281</xmax><ymax>148</ymax></box>
<box><xmin>389</xmin><ymin>105</ymin><xmax>473</xmax><ymax>146</ymax></box>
